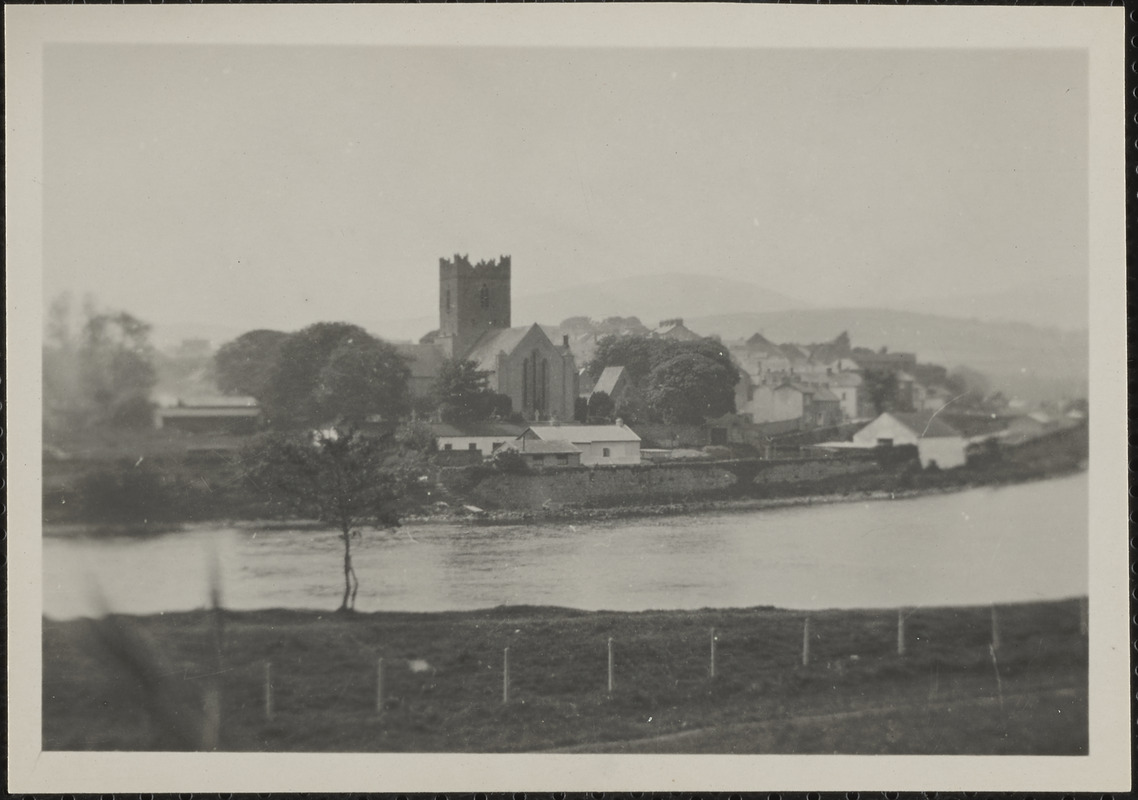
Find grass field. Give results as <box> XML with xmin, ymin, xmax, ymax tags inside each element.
<box><xmin>42</xmin><ymin>598</ymin><xmax>1087</xmax><ymax>754</ymax></box>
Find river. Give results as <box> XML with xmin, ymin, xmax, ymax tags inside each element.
<box><xmin>43</xmin><ymin>473</ymin><xmax>1087</xmax><ymax>619</ymax></box>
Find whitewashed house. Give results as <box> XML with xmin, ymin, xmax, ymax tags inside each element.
<box><xmin>429</xmin><ymin>421</ymin><xmax>525</xmax><ymax>457</ymax></box>
<box><xmin>852</xmin><ymin>411</ymin><xmax>967</xmax><ymax>469</ymax></box>
<box><xmin>522</xmin><ymin>422</ymin><xmax>641</xmax><ymax>466</ymax></box>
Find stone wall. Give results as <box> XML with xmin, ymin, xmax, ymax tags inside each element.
<box><xmin>448</xmin><ymin>462</ymin><xmax>737</xmax><ymax>509</ymax></box>
<box><xmin>443</xmin><ymin>453</ymin><xmax>883</xmax><ymax>510</ymax></box>
<box><xmin>746</xmin><ymin>454</ymin><xmax>880</xmax><ymax>485</ymax></box>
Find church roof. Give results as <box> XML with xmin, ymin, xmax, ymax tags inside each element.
<box><xmin>462</xmin><ymin>325</ymin><xmax>542</xmax><ymax>372</ymax></box>
<box><xmin>393</xmin><ymin>342</ymin><xmax>447</xmax><ymax>380</ymax></box>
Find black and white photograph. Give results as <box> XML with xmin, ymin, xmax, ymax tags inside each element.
<box><xmin>6</xmin><ymin>4</ymin><xmax>1129</xmax><ymax>794</ymax></box>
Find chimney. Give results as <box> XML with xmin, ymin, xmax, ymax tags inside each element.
<box><xmin>616</xmin><ymin>418</ymin><xmax>624</xmax><ymax>428</ymax></box>
<box><xmin>562</xmin><ymin>334</ymin><xmax>570</xmax><ymax>347</ymax></box>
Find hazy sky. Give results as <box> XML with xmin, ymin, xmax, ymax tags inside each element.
<box><xmin>44</xmin><ymin>45</ymin><xmax>1087</xmax><ymax>334</ymax></box>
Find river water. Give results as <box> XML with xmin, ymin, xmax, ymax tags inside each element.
<box><xmin>43</xmin><ymin>474</ymin><xmax>1087</xmax><ymax>619</ymax></box>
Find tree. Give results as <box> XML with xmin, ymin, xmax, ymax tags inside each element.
<box><xmin>432</xmin><ymin>358</ymin><xmax>500</xmax><ymax>424</ymax></box>
<box><xmin>645</xmin><ymin>353</ymin><xmax>737</xmax><ymax>424</ymax></box>
<box><xmin>587</xmin><ymin>335</ymin><xmax>662</xmax><ymax>383</ymax></box>
<box><xmin>863</xmin><ymin>369</ymin><xmax>901</xmax><ymax>416</ymax></box>
<box><xmin>313</xmin><ymin>338</ymin><xmax>411</xmax><ymax>424</ymax></box>
<box><xmin>242</xmin><ymin>426</ymin><xmax>423</xmax><ymax>612</ymax></box>
<box><xmin>260</xmin><ymin>323</ymin><xmax>410</xmax><ymax>429</ymax></box>
<box><xmin>214</xmin><ymin>329</ymin><xmax>289</xmax><ymax>398</ymax></box>
<box><xmin>78</xmin><ymin>311</ymin><xmax>158</xmax><ymax>429</ymax></box>
<box><xmin>586</xmin><ymin>390</ymin><xmax>615</xmax><ymax>422</ymax></box>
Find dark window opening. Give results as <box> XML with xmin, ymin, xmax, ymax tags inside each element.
<box><xmin>479</xmin><ymin>284</ymin><xmax>490</xmax><ymax>308</ymax></box>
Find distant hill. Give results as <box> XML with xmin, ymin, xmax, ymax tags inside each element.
<box><xmin>512</xmin><ymin>273</ymin><xmax>810</xmax><ymax>329</ymax></box>
<box><xmin>894</xmin><ymin>278</ymin><xmax>1088</xmax><ymax>332</ymax></box>
<box><xmin>685</xmin><ymin>308</ymin><xmax>1088</xmax><ymax>403</ymax></box>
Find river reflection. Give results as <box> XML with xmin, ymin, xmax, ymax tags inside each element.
<box><xmin>43</xmin><ymin>473</ymin><xmax>1087</xmax><ymax>619</ymax></box>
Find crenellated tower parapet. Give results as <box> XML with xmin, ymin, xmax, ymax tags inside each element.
<box><xmin>437</xmin><ymin>253</ymin><xmax>512</xmax><ymax>358</ymax></box>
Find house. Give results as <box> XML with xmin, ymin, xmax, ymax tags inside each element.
<box><xmin>154</xmin><ymin>396</ymin><xmax>261</xmax><ymax>434</ymax></box>
<box><xmin>653</xmin><ymin>318</ymin><xmax>702</xmax><ymax>341</ymax></box>
<box><xmin>852</xmin><ymin>411</ymin><xmax>966</xmax><ymax>469</ymax></box>
<box><xmin>808</xmin><ymin>386</ymin><xmax>843</xmax><ymax>428</ymax></box>
<box><xmin>827</xmin><ymin>371</ymin><xmax>862</xmax><ymax>420</ymax></box>
<box><xmin>428</xmin><ymin>421</ymin><xmax>525</xmax><ymax>457</ymax></box>
<box><xmin>590</xmin><ymin>365</ymin><xmax>631</xmax><ymax>407</ymax></box>
<box><xmin>408</xmin><ymin>255</ymin><xmax>579</xmax><ymax>421</ymax></box>
<box><xmin>497</xmin><ymin>437</ymin><xmax>582</xmax><ymax>469</ymax></box>
<box><xmin>745</xmin><ymin>382</ymin><xmax>841</xmax><ymax>429</ymax></box>
<box><xmin>729</xmin><ymin>332</ymin><xmax>791</xmax><ymax>377</ymax></box>
<box><xmin>522</xmin><ymin>422</ymin><xmax>641</xmax><ymax>466</ymax></box>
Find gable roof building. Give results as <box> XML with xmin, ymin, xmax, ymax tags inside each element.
<box><xmin>853</xmin><ymin>411</ymin><xmax>966</xmax><ymax>469</ymax></box>
<box><xmin>523</xmin><ymin>422</ymin><xmax>641</xmax><ymax>466</ymax></box>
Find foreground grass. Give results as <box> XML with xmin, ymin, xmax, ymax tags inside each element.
<box><xmin>43</xmin><ymin>599</ymin><xmax>1087</xmax><ymax>754</ymax></box>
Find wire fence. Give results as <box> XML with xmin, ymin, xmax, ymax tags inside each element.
<box><xmin>178</xmin><ymin>597</ymin><xmax>1088</xmax><ymax>734</ymax></box>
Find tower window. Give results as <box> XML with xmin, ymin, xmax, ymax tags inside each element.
<box><xmin>479</xmin><ymin>284</ymin><xmax>490</xmax><ymax>308</ymax></box>
<box><xmin>445</xmin><ymin>289</ymin><xmax>452</xmax><ymax>312</ymax></box>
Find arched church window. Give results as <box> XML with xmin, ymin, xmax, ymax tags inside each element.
<box><xmin>445</xmin><ymin>289</ymin><xmax>451</xmax><ymax>312</ymax></box>
<box><xmin>480</xmin><ymin>284</ymin><xmax>490</xmax><ymax>309</ymax></box>
<box><xmin>522</xmin><ymin>360</ymin><xmax>530</xmax><ymax>407</ymax></box>
<box><xmin>540</xmin><ymin>358</ymin><xmax>549</xmax><ymax>412</ymax></box>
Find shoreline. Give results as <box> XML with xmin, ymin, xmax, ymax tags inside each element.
<box><xmin>42</xmin><ymin>465</ymin><xmax>1085</xmax><ymax>536</ymax></box>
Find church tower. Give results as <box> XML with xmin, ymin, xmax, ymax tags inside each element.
<box><xmin>437</xmin><ymin>254</ymin><xmax>512</xmax><ymax>358</ymax></box>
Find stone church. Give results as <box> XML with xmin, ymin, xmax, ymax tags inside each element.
<box><xmin>400</xmin><ymin>254</ymin><xmax>578</xmax><ymax>422</ymax></box>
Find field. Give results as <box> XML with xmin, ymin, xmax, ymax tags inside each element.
<box><xmin>42</xmin><ymin>599</ymin><xmax>1087</xmax><ymax>754</ymax></box>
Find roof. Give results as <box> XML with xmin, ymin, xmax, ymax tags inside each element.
<box><xmin>526</xmin><ymin>424</ymin><xmax>642</xmax><ymax>443</ymax></box>
<box><xmin>500</xmin><ymin>438</ymin><xmax>581</xmax><ymax>455</ymax></box>
<box><xmin>811</xmin><ymin>387</ymin><xmax>840</xmax><ymax>403</ymax></box>
<box><xmin>742</xmin><ymin>332</ymin><xmax>788</xmax><ymax>359</ymax></box>
<box><xmin>157</xmin><ymin>406</ymin><xmax>261</xmax><ymax>418</ymax></box>
<box><xmin>592</xmin><ymin>366</ymin><xmax>626</xmax><ymax>396</ymax></box>
<box><xmin>393</xmin><ymin>342</ymin><xmax>447</xmax><ymax>380</ymax></box>
<box><xmin>428</xmin><ymin>421</ymin><xmax>525</xmax><ymax>439</ymax></box>
<box><xmin>462</xmin><ymin>325</ymin><xmax>542</xmax><ymax>372</ymax></box>
<box><xmin>883</xmin><ymin>411</ymin><xmax>961</xmax><ymax>439</ymax></box>
<box><xmin>159</xmin><ymin>395</ymin><xmax>259</xmax><ymax>409</ymax></box>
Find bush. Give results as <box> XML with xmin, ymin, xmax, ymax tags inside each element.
<box><xmin>75</xmin><ymin>461</ymin><xmax>176</xmax><ymax>523</ymax></box>
<box><xmin>490</xmin><ymin>449</ymin><xmax>530</xmax><ymax>474</ymax></box>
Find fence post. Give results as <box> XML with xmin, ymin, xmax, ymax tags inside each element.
<box><xmin>263</xmin><ymin>661</ymin><xmax>274</xmax><ymax>721</ymax></box>
<box><xmin>375</xmin><ymin>658</ymin><xmax>384</xmax><ymax>715</ymax></box>
<box><xmin>990</xmin><ymin>605</ymin><xmax>1000</xmax><ymax>652</ymax></box>
<box><xmin>502</xmin><ymin>647</ymin><xmax>510</xmax><ymax>705</ymax></box>
<box><xmin>607</xmin><ymin>637</ymin><xmax>614</xmax><ymax>694</ymax></box>
<box><xmin>709</xmin><ymin>627</ymin><xmax>717</xmax><ymax>679</ymax></box>
<box><xmin>897</xmin><ymin>608</ymin><xmax>906</xmax><ymax>656</ymax></box>
<box><xmin>801</xmin><ymin>617</ymin><xmax>811</xmax><ymax>667</ymax></box>
<box><xmin>201</xmin><ymin>684</ymin><xmax>220</xmax><ymax>750</ymax></box>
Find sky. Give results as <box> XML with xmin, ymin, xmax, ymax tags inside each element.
<box><xmin>43</xmin><ymin>44</ymin><xmax>1088</xmax><ymax>338</ymax></box>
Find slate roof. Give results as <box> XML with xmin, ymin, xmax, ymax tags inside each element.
<box><xmin>811</xmin><ymin>387</ymin><xmax>840</xmax><ymax>403</ymax></box>
<box><xmin>462</xmin><ymin>325</ymin><xmax>540</xmax><ymax>372</ymax></box>
<box><xmin>887</xmin><ymin>411</ymin><xmax>961</xmax><ymax>439</ymax></box>
<box><xmin>591</xmin><ymin>366</ymin><xmax>626</xmax><ymax>397</ymax></box>
<box><xmin>742</xmin><ymin>332</ymin><xmax>788</xmax><ymax>358</ymax></box>
<box><xmin>526</xmin><ymin>424</ymin><xmax>641</xmax><ymax>443</ymax></box>
<box><xmin>428</xmin><ymin>422</ymin><xmax>525</xmax><ymax>439</ymax></box>
<box><xmin>500</xmin><ymin>438</ymin><xmax>581</xmax><ymax>455</ymax></box>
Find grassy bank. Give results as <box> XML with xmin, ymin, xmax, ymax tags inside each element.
<box><xmin>43</xmin><ymin>598</ymin><xmax>1087</xmax><ymax>754</ymax></box>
